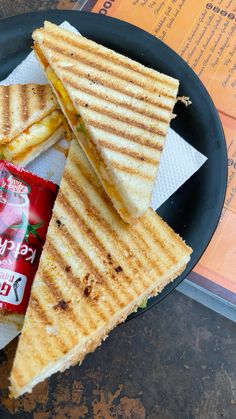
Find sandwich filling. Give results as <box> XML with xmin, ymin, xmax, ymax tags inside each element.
<box><xmin>0</xmin><ymin>110</ymin><xmax>65</xmax><ymax>163</ymax></box>
<box><xmin>35</xmin><ymin>45</ymin><xmax>134</xmax><ymax>221</ymax></box>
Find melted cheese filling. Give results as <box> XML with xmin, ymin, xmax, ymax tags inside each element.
<box><xmin>0</xmin><ymin>110</ymin><xmax>64</xmax><ymax>161</ymax></box>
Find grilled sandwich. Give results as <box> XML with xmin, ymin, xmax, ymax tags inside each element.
<box><xmin>10</xmin><ymin>139</ymin><xmax>192</xmax><ymax>398</ymax></box>
<box><xmin>0</xmin><ymin>84</ymin><xmax>70</xmax><ymax>167</ymax></box>
<box><xmin>32</xmin><ymin>21</ymin><xmax>179</xmax><ymax>222</ymax></box>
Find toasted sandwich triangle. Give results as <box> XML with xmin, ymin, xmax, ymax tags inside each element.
<box><xmin>32</xmin><ymin>21</ymin><xmax>179</xmax><ymax>222</ymax></box>
<box><xmin>9</xmin><ymin>139</ymin><xmax>192</xmax><ymax>398</ymax></box>
<box><xmin>0</xmin><ymin>84</ymin><xmax>59</xmax><ymax>144</ymax></box>
<box><xmin>0</xmin><ymin>83</ymin><xmax>69</xmax><ymax>167</ymax></box>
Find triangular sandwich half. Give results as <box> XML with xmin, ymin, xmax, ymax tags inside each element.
<box><xmin>10</xmin><ymin>139</ymin><xmax>192</xmax><ymax>397</ymax></box>
<box><xmin>32</xmin><ymin>22</ymin><xmax>179</xmax><ymax>222</ymax></box>
<box><xmin>0</xmin><ymin>84</ymin><xmax>70</xmax><ymax>167</ymax></box>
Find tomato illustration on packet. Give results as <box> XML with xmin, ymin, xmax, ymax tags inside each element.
<box><xmin>0</xmin><ymin>160</ymin><xmax>58</xmax><ymax>314</ymax></box>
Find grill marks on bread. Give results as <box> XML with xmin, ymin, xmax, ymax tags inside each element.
<box><xmin>10</xmin><ymin>139</ymin><xmax>192</xmax><ymax>397</ymax></box>
<box><xmin>32</xmin><ymin>22</ymin><xmax>179</xmax><ymax>221</ymax></box>
<box><xmin>0</xmin><ymin>84</ymin><xmax>60</xmax><ymax>144</ymax></box>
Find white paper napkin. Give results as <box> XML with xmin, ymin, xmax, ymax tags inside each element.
<box><xmin>0</xmin><ymin>21</ymin><xmax>207</xmax><ymax>349</ymax></box>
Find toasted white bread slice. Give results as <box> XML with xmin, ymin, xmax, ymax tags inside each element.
<box><xmin>11</xmin><ymin>126</ymin><xmax>64</xmax><ymax>167</ymax></box>
<box><xmin>9</xmin><ymin>139</ymin><xmax>192</xmax><ymax>398</ymax></box>
<box><xmin>0</xmin><ymin>84</ymin><xmax>70</xmax><ymax>166</ymax></box>
<box><xmin>32</xmin><ymin>22</ymin><xmax>179</xmax><ymax>222</ymax></box>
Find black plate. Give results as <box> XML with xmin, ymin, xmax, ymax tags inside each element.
<box><xmin>0</xmin><ymin>11</ymin><xmax>227</xmax><ymax>319</ymax></box>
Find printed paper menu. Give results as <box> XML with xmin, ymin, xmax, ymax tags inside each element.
<box><xmin>88</xmin><ymin>0</ymin><xmax>236</xmax><ymax>298</ymax></box>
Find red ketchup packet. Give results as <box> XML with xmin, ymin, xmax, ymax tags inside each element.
<box><xmin>0</xmin><ymin>160</ymin><xmax>57</xmax><ymax>314</ymax></box>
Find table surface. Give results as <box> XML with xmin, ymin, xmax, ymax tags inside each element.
<box><xmin>0</xmin><ymin>2</ymin><xmax>236</xmax><ymax>418</ymax></box>
<box><xmin>1</xmin><ymin>292</ymin><xmax>236</xmax><ymax>418</ymax></box>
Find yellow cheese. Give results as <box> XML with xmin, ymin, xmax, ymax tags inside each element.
<box><xmin>46</xmin><ymin>68</ymin><xmax>78</xmax><ymax>126</ymax></box>
<box><xmin>0</xmin><ymin>110</ymin><xmax>64</xmax><ymax>161</ymax></box>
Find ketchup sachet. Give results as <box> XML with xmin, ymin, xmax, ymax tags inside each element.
<box><xmin>0</xmin><ymin>160</ymin><xmax>57</xmax><ymax>314</ymax></box>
